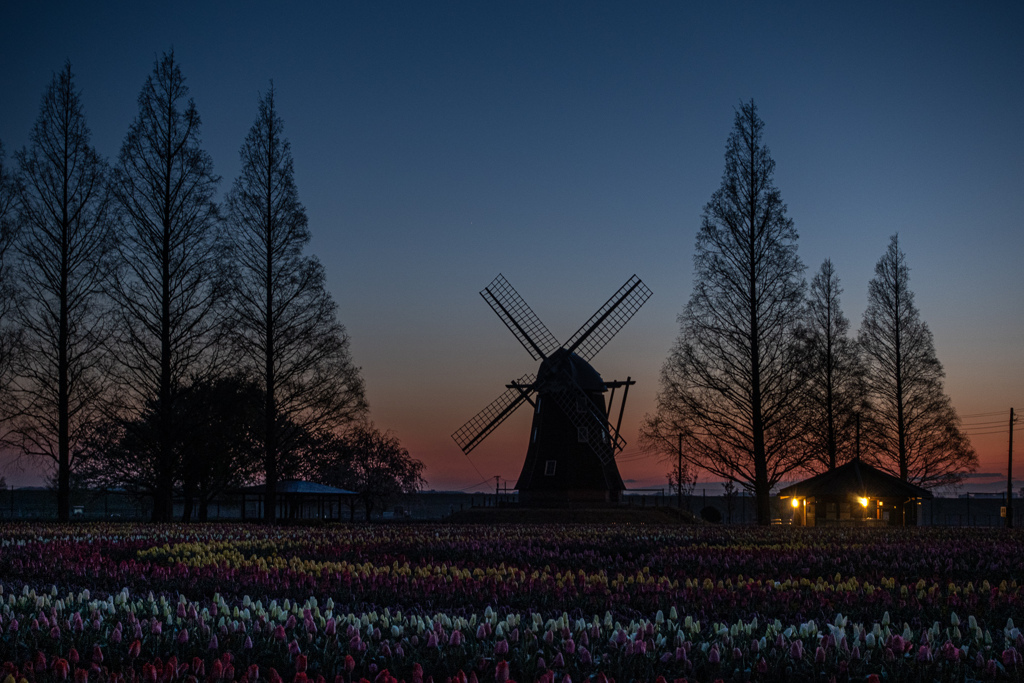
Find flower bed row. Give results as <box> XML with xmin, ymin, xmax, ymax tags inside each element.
<box><xmin>0</xmin><ymin>524</ymin><xmax>1022</xmax><ymax>682</ymax></box>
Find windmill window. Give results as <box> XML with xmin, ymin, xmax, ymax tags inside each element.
<box><xmin>531</xmin><ymin>426</ymin><xmax>538</xmax><ymax>443</ymax></box>
<box><xmin>535</xmin><ymin>397</ymin><xmax>542</xmax><ymax>414</ymax></box>
<box><xmin>544</xmin><ymin>460</ymin><xmax>557</xmax><ymax>476</ymax></box>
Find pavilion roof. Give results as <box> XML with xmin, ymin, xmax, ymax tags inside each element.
<box><xmin>777</xmin><ymin>458</ymin><xmax>933</xmax><ymax>500</ymax></box>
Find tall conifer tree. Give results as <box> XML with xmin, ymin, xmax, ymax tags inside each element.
<box><xmin>225</xmin><ymin>85</ymin><xmax>365</xmax><ymax>523</ymax></box>
<box><xmin>859</xmin><ymin>234</ymin><xmax>976</xmax><ymax>487</ymax></box>
<box><xmin>644</xmin><ymin>100</ymin><xmax>807</xmax><ymax>524</ymax></box>
<box><xmin>110</xmin><ymin>51</ymin><xmax>224</xmax><ymax>521</ymax></box>
<box><xmin>12</xmin><ymin>64</ymin><xmax>115</xmax><ymax>520</ymax></box>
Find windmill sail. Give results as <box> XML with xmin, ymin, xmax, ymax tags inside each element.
<box><xmin>548</xmin><ymin>381</ymin><xmax>627</xmax><ymax>466</ymax></box>
<box><xmin>481</xmin><ymin>274</ymin><xmax>561</xmax><ymax>360</ymax></box>
<box><xmin>564</xmin><ymin>275</ymin><xmax>652</xmax><ymax>361</ymax></box>
<box><xmin>452</xmin><ymin>374</ymin><xmax>536</xmax><ymax>454</ymax></box>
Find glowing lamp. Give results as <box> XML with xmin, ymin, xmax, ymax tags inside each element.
<box><xmin>791</xmin><ymin>498</ymin><xmax>800</xmax><ymax>509</ymax></box>
<box><xmin>858</xmin><ymin>497</ymin><xmax>869</xmax><ymax>507</ymax></box>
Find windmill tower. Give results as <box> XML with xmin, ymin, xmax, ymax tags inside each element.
<box><xmin>452</xmin><ymin>274</ymin><xmax>652</xmax><ymax>505</ymax></box>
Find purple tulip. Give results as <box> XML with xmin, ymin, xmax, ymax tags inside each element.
<box><xmin>177</xmin><ymin>629</ymin><xmax>189</xmax><ymax>644</ymax></box>
<box><xmin>708</xmin><ymin>645</ymin><xmax>721</xmax><ymax>664</ymax></box>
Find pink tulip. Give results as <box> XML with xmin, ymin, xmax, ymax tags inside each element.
<box><xmin>789</xmin><ymin>640</ymin><xmax>803</xmax><ymax>660</ymax></box>
<box><xmin>815</xmin><ymin>646</ymin><xmax>826</xmax><ymax>663</ymax></box>
<box><xmin>495</xmin><ymin>661</ymin><xmax>510</xmax><ymax>683</ymax></box>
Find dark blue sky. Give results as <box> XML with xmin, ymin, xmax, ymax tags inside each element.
<box><xmin>2</xmin><ymin>1</ymin><xmax>1022</xmax><ymax>490</ymax></box>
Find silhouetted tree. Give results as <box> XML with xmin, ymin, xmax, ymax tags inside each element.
<box><xmin>312</xmin><ymin>424</ymin><xmax>424</xmax><ymax>521</ymax></box>
<box><xmin>224</xmin><ymin>85</ymin><xmax>365</xmax><ymax>523</ymax></box>
<box><xmin>858</xmin><ymin>234</ymin><xmax>976</xmax><ymax>487</ymax></box>
<box><xmin>11</xmin><ymin>64</ymin><xmax>116</xmax><ymax>521</ymax></box>
<box><xmin>177</xmin><ymin>374</ymin><xmax>263</xmax><ymax>521</ymax></box>
<box><xmin>795</xmin><ymin>259</ymin><xmax>866</xmax><ymax>471</ymax></box>
<box><xmin>643</xmin><ymin>100</ymin><xmax>807</xmax><ymax>525</ymax></box>
<box><xmin>0</xmin><ymin>141</ymin><xmax>21</xmax><ymax>428</ymax></box>
<box><xmin>110</xmin><ymin>51</ymin><xmax>224</xmax><ymax>521</ymax></box>
<box><xmin>76</xmin><ymin>374</ymin><xmax>263</xmax><ymax>519</ymax></box>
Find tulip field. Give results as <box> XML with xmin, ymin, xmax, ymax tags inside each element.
<box><xmin>0</xmin><ymin>524</ymin><xmax>1022</xmax><ymax>683</ymax></box>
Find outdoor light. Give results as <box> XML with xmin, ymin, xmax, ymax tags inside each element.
<box><xmin>791</xmin><ymin>498</ymin><xmax>800</xmax><ymax>508</ymax></box>
<box><xmin>858</xmin><ymin>497</ymin><xmax>869</xmax><ymax>507</ymax></box>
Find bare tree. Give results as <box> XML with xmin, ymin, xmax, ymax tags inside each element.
<box><xmin>795</xmin><ymin>259</ymin><xmax>866</xmax><ymax>471</ymax></box>
<box><xmin>858</xmin><ymin>234</ymin><xmax>976</xmax><ymax>487</ymax></box>
<box><xmin>311</xmin><ymin>424</ymin><xmax>423</xmax><ymax>521</ymax></box>
<box><xmin>224</xmin><ymin>85</ymin><xmax>365</xmax><ymax>523</ymax></box>
<box><xmin>0</xmin><ymin>141</ymin><xmax>21</xmax><ymax>427</ymax></box>
<box><xmin>11</xmin><ymin>64</ymin><xmax>116</xmax><ymax>521</ymax></box>
<box><xmin>110</xmin><ymin>51</ymin><xmax>224</xmax><ymax>521</ymax></box>
<box><xmin>642</xmin><ymin>100</ymin><xmax>807</xmax><ymax>524</ymax></box>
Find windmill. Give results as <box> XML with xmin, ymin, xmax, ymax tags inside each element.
<box><xmin>452</xmin><ymin>274</ymin><xmax>652</xmax><ymax>504</ymax></box>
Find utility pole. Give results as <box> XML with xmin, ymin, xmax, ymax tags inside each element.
<box><xmin>677</xmin><ymin>433</ymin><xmax>683</xmax><ymax>510</ymax></box>
<box><xmin>1008</xmin><ymin>408</ymin><xmax>1016</xmax><ymax>529</ymax></box>
<box><xmin>495</xmin><ymin>475</ymin><xmax>500</xmax><ymax>507</ymax></box>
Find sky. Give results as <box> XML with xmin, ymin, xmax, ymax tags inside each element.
<box><xmin>1</xmin><ymin>1</ymin><xmax>1022</xmax><ymax>494</ymax></box>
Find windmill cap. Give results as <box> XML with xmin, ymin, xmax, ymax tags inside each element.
<box><xmin>538</xmin><ymin>348</ymin><xmax>606</xmax><ymax>392</ymax></box>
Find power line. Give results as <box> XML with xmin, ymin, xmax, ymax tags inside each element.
<box><xmin>961</xmin><ymin>410</ymin><xmax>1013</xmax><ymax>419</ymax></box>
<box><xmin>456</xmin><ymin>477</ymin><xmax>495</xmax><ymax>492</ymax></box>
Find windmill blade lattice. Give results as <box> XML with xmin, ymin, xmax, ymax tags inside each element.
<box><xmin>452</xmin><ymin>374</ymin><xmax>536</xmax><ymax>454</ymax></box>
<box><xmin>481</xmin><ymin>274</ymin><xmax>561</xmax><ymax>361</ymax></box>
<box><xmin>549</xmin><ymin>381</ymin><xmax>627</xmax><ymax>466</ymax></box>
<box><xmin>564</xmin><ymin>275</ymin><xmax>652</xmax><ymax>361</ymax></box>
